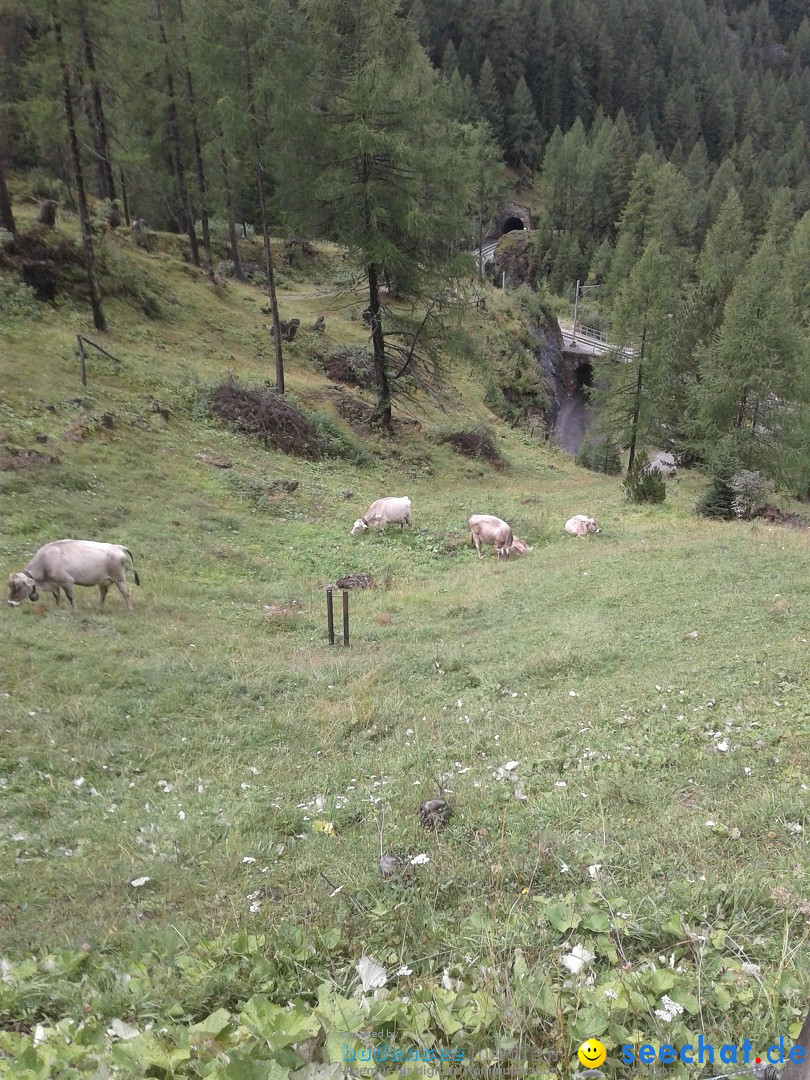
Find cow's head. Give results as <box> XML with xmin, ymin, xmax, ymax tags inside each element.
<box><xmin>7</xmin><ymin>572</ymin><xmax>38</xmax><ymax>606</ymax></box>
<box><xmin>587</xmin><ymin>518</ymin><xmax>601</xmax><ymax>534</ymax></box>
<box><xmin>351</xmin><ymin>519</ymin><xmax>369</xmax><ymax>535</ymax></box>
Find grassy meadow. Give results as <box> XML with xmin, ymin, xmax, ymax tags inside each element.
<box><xmin>1</xmin><ymin>213</ymin><xmax>809</xmax><ymax>1075</ymax></box>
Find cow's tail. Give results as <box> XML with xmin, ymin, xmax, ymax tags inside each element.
<box><xmin>123</xmin><ymin>547</ymin><xmax>141</xmax><ymax>586</ymax></box>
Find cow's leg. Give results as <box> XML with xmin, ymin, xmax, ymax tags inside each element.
<box><xmin>114</xmin><ymin>578</ymin><xmax>133</xmax><ymax>612</ymax></box>
<box><xmin>51</xmin><ymin>587</ymin><xmax>61</xmax><ymax>606</ymax></box>
<box><xmin>62</xmin><ymin>583</ymin><xmax>77</xmax><ymax>609</ymax></box>
<box><xmin>473</xmin><ymin>536</ymin><xmax>483</xmax><ymax>559</ymax></box>
<box><xmin>98</xmin><ymin>584</ymin><xmax>109</xmax><ymax>608</ymax></box>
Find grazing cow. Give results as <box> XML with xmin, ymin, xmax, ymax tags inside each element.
<box><xmin>7</xmin><ymin>539</ymin><xmax>140</xmax><ymax>611</ymax></box>
<box><xmin>564</xmin><ymin>514</ymin><xmax>601</xmax><ymax>538</ymax></box>
<box><xmin>468</xmin><ymin>514</ymin><xmax>513</xmax><ymax>559</ymax></box>
<box><xmin>351</xmin><ymin>496</ymin><xmax>412</xmax><ymax>536</ymax></box>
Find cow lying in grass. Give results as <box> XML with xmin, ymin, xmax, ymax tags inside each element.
<box><xmin>564</xmin><ymin>515</ymin><xmax>601</xmax><ymax>538</ymax></box>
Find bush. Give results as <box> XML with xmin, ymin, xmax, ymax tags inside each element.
<box><xmin>730</xmin><ymin>469</ymin><xmax>772</xmax><ymax>519</ymax></box>
<box><xmin>0</xmin><ymin>273</ymin><xmax>40</xmax><ymax>320</ymax></box>
<box><xmin>576</xmin><ymin>436</ymin><xmax>622</xmax><ymax>475</ymax></box>
<box><xmin>622</xmin><ymin>450</ymin><xmax>666</xmax><ymax>503</ymax></box>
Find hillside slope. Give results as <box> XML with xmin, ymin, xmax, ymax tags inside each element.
<box><xmin>1</xmin><ymin>216</ymin><xmax>809</xmax><ymax>1071</ymax></box>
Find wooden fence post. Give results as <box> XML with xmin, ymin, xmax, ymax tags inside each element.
<box><xmin>326</xmin><ymin>588</ymin><xmax>335</xmax><ymax>645</ymax></box>
<box><xmin>77</xmin><ymin>334</ymin><xmax>87</xmax><ymax>386</ymax></box>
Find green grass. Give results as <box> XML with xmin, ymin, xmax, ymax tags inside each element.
<box><xmin>1</xmin><ymin>211</ymin><xmax>809</xmax><ymax>1074</ymax></box>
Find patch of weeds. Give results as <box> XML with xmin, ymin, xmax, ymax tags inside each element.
<box><xmin>97</xmin><ymin>245</ymin><xmax>165</xmax><ymax>318</ymax></box>
<box><xmin>0</xmin><ymin>273</ymin><xmax>40</xmax><ymax>320</ymax></box>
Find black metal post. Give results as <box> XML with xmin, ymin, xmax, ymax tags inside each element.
<box><xmin>326</xmin><ymin>588</ymin><xmax>335</xmax><ymax>645</ymax></box>
<box><xmin>342</xmin><ymin>590</ymin><xmax>349</xmax><ymax>647</ymax></box>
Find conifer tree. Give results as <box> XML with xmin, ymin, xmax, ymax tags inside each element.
<box><xmin>289</xmin><ymin>0</ymin><xmax>471</xmax><ymax>427</ymax></box>
<box><xmin>696</xmin><ymin>237</ymin><xmax>807</xmax><ymax>483</ymax></box>
<box><xmin>505</xmin><ymin>74</ymin><xmax>542</xmax><ymax>169</ymax></box>
<box><xmin>51</xmin><ymin>0</ymin><xmax>106</xmax><ymax>331</ymax></box>
<box><xmin>598</xmin><ymin>240</ymin><xmax>684</xmax><ymax>470</ymax></box>
<box><xmin>477</xmin><ymin>58</ymin><xmax>504</xmax><ymax>146</ymax></box>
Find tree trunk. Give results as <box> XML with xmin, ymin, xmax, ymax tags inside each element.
<box><xmin>627</xmin><ymin>325</ymin><xmax>646</xmax><ymax>473</ymax></box>
<box><xmin>52</xmin><ymin>4</ymin><xmax>106</xmax><ymax>332</ymax></box>
<box><xmin>155</xmin><ymin>0</ymin><xmax>199</xmax><ymax>267</ymax></box>
<box><xmin>220</xmin><ymin>142</ymin><xmax>244</xmax><ymax>280</ymax></box>
<box><xmin>80</xmin><ymin>18</ymin><xmax>116</xmax><ymax>201</ymax></box>
<box><xmin>177</xmin><ymin>0</ymin><xmax>213</xmax><ymax>279</ymax></box>
<box><xmin>368</xmin><ymin>261</ymin><xmax>392</xmax><ymax>428</ymax></box>
<box><xmin>0</xmin><ymin>140</ymin><xmax>16</xmax><ymax>236</ymax></box>
<box><xmin>120</xmin><ymin>169</ymin><xmax>130</xmax><ymax>226</ymax></box>
<box><xmin>244</xmin><ymin>45</ymin><xmax>284</xmax><ymax>392</ymax></box>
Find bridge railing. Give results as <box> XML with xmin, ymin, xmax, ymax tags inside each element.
<box><xmin>573</xmin><ymin>324</ymin><xmax>609</xmax><ymax>343</ymax></box>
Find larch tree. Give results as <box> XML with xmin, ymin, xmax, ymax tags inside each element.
<box><xmin>51</xmin><ymin>0</ymin><xmax>106</xmax><ymax>331</ymax></box>
<box><xmin>288</xmin><ymin>0</ymin><xmax>473</xmax><ymax>427</ymax></box>
<box><xmin>696</xmin><ymin>236</ymin><xmax>807</xmax><ymax>484</ymax></box>
<box><xmin>598</xmin><ymin>239</ymin><xmax>686</xmax><ymax>470</ymax></box>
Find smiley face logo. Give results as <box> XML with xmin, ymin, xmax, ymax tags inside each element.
<box><xmin>577</xmin><ymin>1039</ymin><xmax>607</xmax><ymax>1069</ymax></box>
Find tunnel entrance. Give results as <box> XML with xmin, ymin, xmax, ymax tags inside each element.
<box><xmin>501</xmin><ymin>216</ymin><xmax>526</xmax><ymax>236</ymax></box>
<box><xmin>576</xmin><ymin>362</ymin><xmax>593</xmax><ymax>391</ymax></box>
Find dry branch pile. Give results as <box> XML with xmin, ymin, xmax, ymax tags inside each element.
<box><xmin>211</xmin><ymin>377</ymin><xmax>326</xmax><ymax>459</ymax></box>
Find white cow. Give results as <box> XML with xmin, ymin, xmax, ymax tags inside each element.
<box><xmin>468</xmin><ymin>514</ymin><xmax>513</xmax><ymax>559</ymax></box>
<box><xmin>351</xmin><ymin>496</ymin><xmax>412</xmax><ymax>536</ymax></box>
<box><xmin>564</xmin><ymin>515</ymin><xmax>601</xmax><ymax>538</ymax></box>
<box><xmin>509</xmin><ymin>536</ymin><xmax>533</xmax><ymax>556</ymax></box>
<box><xmin>7</xmin><ymin>539</ymin><xmax>140</xmax><ymax>611</ymax></box>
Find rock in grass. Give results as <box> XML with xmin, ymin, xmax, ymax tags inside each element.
<box><xmin>335</xmin><ymin>573</ymin><xmax>376</xmax><ymax>590</ymax></box>
<box><xmin>380</xmin><ymin>853</ymin><xmax>404</xmax><ymax>879</ymax></box>
<box><xmin>419</xmin><ymin>798</ymin><xmax>452</xmax><ymax>830</ymax></box>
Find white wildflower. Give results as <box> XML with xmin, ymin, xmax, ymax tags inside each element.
<box><xmin>715</xmin><ymin>740</ymin><xmax>729</xmax><ymax>752</ymax></box>
<box><xmin>561</xmin><ymin>944</ymin><xmax>595</xmax><ymax>975</ymax></box>
<box><xmin>73</xmin><ymin>777</ymin><xmax>85</xmax><ymax>789</ymax></box>
<box><xmin>130</xmin><ymin>876</ymin><xmax>150</xmax><ymax>888</ymax></box>
<box><xmin>654</xmin><ymin>994</ymin><xmax>684</xmax><ymax>1023</ymax></box>
<box><xmin>587</xmin><ymin>863</ymin><xmax>603</xmax><ymax>879</ymax></box>
<box><xmin>107</xmin><ymin>1019</ymin><xmax>139</xmax><ymax>1041</ymax></box>
<box><xmin>242</xmin><ymin>856</ymin><xmax>257</xmax><ymax>864</ymax></box>
<box><xmin>356</xmin><ymin>955</ymin><xmax>387</xmax><ymax>991</ymax></box>
<box><xmin>395</xmin><ymin>964</ymin><xmax>412</xmax><ymax>976</ymax></box>
<box><xmin>410</xmin><ymin>853</ymin><xmax>430</xmax><ymax>866</ymax></box>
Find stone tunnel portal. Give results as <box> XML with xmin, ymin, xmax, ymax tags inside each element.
<box><xmin>501</xmin><ymin>216</ymin><xmax>526</xmax><ymax>236</ymax></box>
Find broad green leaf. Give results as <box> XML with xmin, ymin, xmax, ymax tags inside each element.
<box><xmin>649</xmin><ymin>970</ymin><xmax>676</xmax><ymax>994</ymax></box>
<box><xmin>581</xmin><ymin>911</ymin><xmax>611</xmax><ymax>933</ymax></box>
<box><xmin>190</xmin><ymin>1008</ymin><xmax>232</xmax><ymax>1037</ymax></box>
<box><xmin>240</xmin><ymin>997</ymin><xmax>320</xmax><ymax>1050</ymax></box>
<box><xmin>545</xmin><ymin>903</ymin><xmax>580</xmax><ymax>932</ymax></box>
<box><xmin>571</xmin><ymin>1006</ymin><xmax>609</xmax><ymax>1040</ymax></box>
